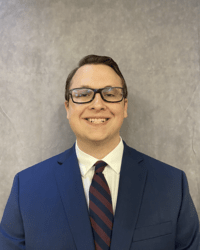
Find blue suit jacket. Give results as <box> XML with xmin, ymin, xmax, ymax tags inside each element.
<box><xmin>0</xmin><ymin>142</ymin><xmax>199</xmax><ymax>249</ymax></box>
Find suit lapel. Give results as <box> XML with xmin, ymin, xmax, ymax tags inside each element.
<box><xmin>54</xmin><ymin>145</ymin><xmax>95</xmax><ymax>250</ymax></box>
<box><xmin>110</xmin><ymin>142</ymin><xmax>147</xmax><ymax>250</ymax></box>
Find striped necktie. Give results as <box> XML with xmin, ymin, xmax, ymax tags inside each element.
<box><xmin>89</xmin><ymin>161</ymin><xmax>114</xmax><ymax>250</ymax></box>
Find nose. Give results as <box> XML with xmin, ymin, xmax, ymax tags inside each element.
<box><xmin>89</xmin><ymin>93</ymin><xmax>106</xmax><ymax>110</ymax></box>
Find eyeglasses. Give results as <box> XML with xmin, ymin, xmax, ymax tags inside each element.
<box><xmin>69</xmin><ymin>87</ymin><xmax>125</xmax><ymax>104</ymax></box>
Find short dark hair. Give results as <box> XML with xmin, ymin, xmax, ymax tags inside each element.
<box><xmin>65</xmin><ymin>54</ymin><xmax>128</xmax><ymax>101</ymax></box>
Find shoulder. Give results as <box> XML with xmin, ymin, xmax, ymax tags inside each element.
<box><xmin>123</xmin><ymin>142</ymin><xmax>189</xmax><ymax>201</ymax></box>
<box><xmin>17</xmin><ymin>145</ymin><xmax>75</xmax><ymax>180</ymax></box>
<box><xmin>124</xmin><ymin>141</ymin><xmax>183</xmax><ymax>179</ymax></box>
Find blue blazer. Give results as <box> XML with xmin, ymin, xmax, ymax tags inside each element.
<box><xmin>0</xmin><ymin>142</ymin><xmax>199</xmax><ymax>249</ymax></box>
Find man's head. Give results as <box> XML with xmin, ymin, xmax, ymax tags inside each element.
<box><xmin>65</xmin><ymin>55</ymin><xmax>128</xmax><ymax>102</ymax></box>
<box><xmin>64</xmin><ymin>55</ymin><xmax>128</xmax><ymax>149</ymax></box>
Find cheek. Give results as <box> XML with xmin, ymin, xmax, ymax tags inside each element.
<box><xmin>67</xmin><ymin>106</ymin><xmax>85</xmax><ymax>122</ymax></box>
<box><xmin>114</xmin><ymin>105</ymin><xmax>126</xmax><ymax>118</ymax></box>
<box><xmin>66</xmin><ymin>105</ymin><xmax>77</xmax><ymax>119</ymax></box>
<box><xmin>67</xmin><ymin>109</ymin><xmax>73</xmax><ymax>120</ymax></box>
<box><xmin>117</xmin><ymin>109</ymin><xmax>127</xmax><ymax>124</ymax></box>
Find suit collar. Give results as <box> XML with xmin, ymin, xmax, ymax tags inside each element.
<box><xmin>57</xmin><ymin>144</ymin><xmax>75</xmax><ymax>165</ymax></box>
<box><xmin>55</xmin><ymin>142</ymin><xmax>147</xmax><ymax>250</ymax></box>
<box><xmin>57</xmin><ymin>141</ymin><xmax>143</xmax><ymax>165</ymax></box>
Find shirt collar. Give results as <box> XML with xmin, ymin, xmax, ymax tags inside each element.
<box><xmin>75</xmin><ymin>138</ymin><xmax>124</xmax><ymax>177</ymax></box>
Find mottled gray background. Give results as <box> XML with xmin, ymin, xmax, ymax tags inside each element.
<box><xmin>0</xmin><ymin>0</ymin><xmax>200</xmax><ymax>220</ymax></box>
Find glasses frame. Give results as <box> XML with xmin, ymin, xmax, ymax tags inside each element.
<box><xmin>69</xmin><ymin>87</ymin><xmax>125</xmax><ymax>104</ymax></box>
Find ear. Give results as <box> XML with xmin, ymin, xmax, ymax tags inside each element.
<box><xmin>64</xmin><ymin>101</ymin><xmax>69</xmax><ymax>119</ymax></box>
<box><xmin>123</xmin><ymin>98</ymin><xmax>128</xmax><ymax>118</ymax></box>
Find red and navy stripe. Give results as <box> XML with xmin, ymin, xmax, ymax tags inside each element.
<box><xmin>89</xmin><ymin>161</ymin><xmax>114</xmax><ymax>250</ymax></box>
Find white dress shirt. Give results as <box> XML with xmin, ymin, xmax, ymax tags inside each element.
<box><xmin>75</xmin><ymin>138</ymin><xmax>124</xmax><ymax>215</ymax></box>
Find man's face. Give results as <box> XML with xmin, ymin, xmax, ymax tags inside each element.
<box><xmin>65</xmin><ymin>64</ymin><xmax>128</xmax><ymax>146</ymax></box>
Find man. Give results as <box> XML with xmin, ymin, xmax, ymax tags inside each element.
<box><xmin>0</xmin><ymin>55</ymin><xmax>199</xmax><ymax>250</ymax></box>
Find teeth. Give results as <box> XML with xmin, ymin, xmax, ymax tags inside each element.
<box><xmin>87</xmin><ymin>118</ymin><xmax>108</xmax><ymax>124</ymax></box>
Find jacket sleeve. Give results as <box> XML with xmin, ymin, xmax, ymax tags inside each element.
<box><xmin>175</xmin><ymin>171</ymin><xmax>200</xmax><ymax>250</ymax></box>
<box><xmin>0</xmin><ymin>173</ymin><xmax>25</xmax><ymax>249</ymax></box>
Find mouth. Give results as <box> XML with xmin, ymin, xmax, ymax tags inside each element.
<box><xmin>85</xmin><ymin>118</ymin><xmax>109</xmax><ymax>124</ymax></box>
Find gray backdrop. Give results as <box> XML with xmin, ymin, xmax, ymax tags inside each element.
<box><xmin>0</xmin><ymin>0</ymin><xmax>200</xmax><ymax>220</ymax></box>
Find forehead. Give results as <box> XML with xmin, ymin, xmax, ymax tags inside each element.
<box><xmin>70</xmin><ymin>64</ymin><xmax>122</xmax><ymax>89</ymax></box>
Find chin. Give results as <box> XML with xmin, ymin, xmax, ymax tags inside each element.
<box><xmin>83</xmin><ymin>134</ymin><xmax>109</xmax><ymax>143</ymax></box>
<box><xmin>89</xmin><ymin>134</ymin><xmax>116</xmax><ymax>144</ymax></box>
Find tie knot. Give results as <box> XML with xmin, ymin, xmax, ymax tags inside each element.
<box><xmin>94</xmin><ymin>161</ymin><xmax>107</xmax><ymax>174</ymax></box>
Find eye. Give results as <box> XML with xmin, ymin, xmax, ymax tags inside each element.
<box><xmin>75</xmin><ymin>93</ymin><xmax>89</xmax><ymax>97</ymax></box>
<box><xmin>73</xmin><ymin>89</ymin><xmax>93</xmax><ymax>98</ymax></box>
<box><xmin>103</xmin><ymin>88</ymin><xmax>117</xmax><ymax>97</ymax></box>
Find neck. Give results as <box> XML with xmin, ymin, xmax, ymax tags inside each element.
<box><xmin>76</xmin><ymin>137</ymin><xmax>121</xmax><ymax>159</ymax></box>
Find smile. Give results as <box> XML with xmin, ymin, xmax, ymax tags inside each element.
<box><xmin>85</xmin><ymin>118</ymin><xmax>109</xmax><ymax>124</ymax></box>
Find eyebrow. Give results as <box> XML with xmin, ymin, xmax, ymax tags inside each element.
<box><xmin>76</xmin><ymin>85</ymin><xmax>113</xmax><ymax>88</ymax></box>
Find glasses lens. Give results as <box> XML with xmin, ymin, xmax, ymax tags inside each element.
<box><xmin>102</xmin><ymin>87</ymin><xmax>123</xmax><ymax>102</ymax></box>
<box><xmin>71</xmin><ymin>89</ymin><xmax>93</xmax><ymax>103</ymax></box>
